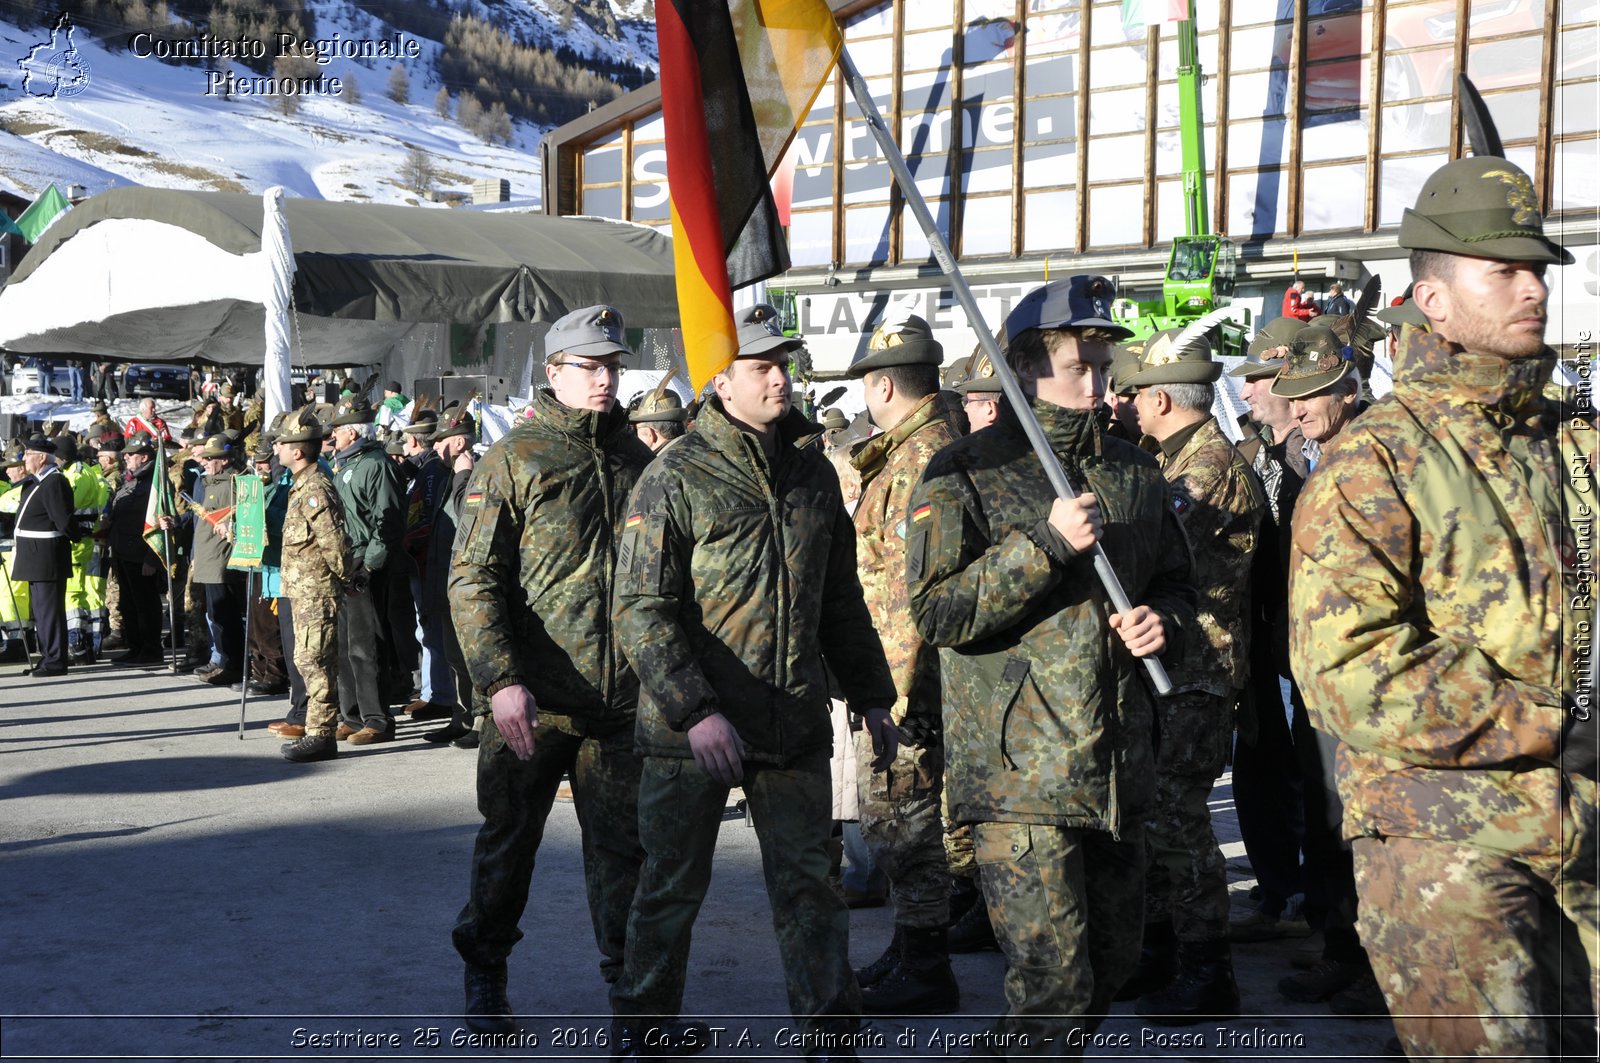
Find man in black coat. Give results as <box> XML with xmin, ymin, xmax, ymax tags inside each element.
<box><xmin>108</xmin><ymin>434</ymin><xmax>166</xmax><ymax>665</ymax></box>
<box><xmin>13</xmin><ymin>436</ymin><xmax>76</xmax><ymax>677</ymax></box>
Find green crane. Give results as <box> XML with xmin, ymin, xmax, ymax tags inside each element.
<box><xmin>1114</xmin><ymin>3</ymin><xmax>1248</xmax><ymax>356</ymax></box>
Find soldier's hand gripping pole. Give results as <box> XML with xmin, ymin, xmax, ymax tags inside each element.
<box><xmin>838</xmin><ymin>47</ymin><xmax>1173</xmax><ymax>694</ymax></box>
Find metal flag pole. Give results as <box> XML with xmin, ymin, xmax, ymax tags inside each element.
<box><xmin>164</xmin><ymin>536</ymin><xmax>179</xmax><ymax>675</ymax></box>
<box><xmin>836</xmin><ymin>47</ymin><xmax>1173</xmax><ymax>695</ymax></box>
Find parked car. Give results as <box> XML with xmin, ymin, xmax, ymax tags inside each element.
<box><xmin>8</xmin><ymin>357</ymin><xmax>59</xmax><ymax>396</ymax></box>
<box><xmin>120</xmin><ymin>362</ymin><xmax>191</xmax><ymax>400</ymax></box>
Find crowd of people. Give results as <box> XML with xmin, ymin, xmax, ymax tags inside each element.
<box><xmin>1</xmin><ymin>153</ymin><xmax>1592</xmax><ymax>1061</ymax></box>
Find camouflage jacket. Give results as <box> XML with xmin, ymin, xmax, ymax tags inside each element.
<box><xmin>908</xmin><ymin>398</ymin><xmax>1197</xmax><ymax>835</ymax></box>
<box><xmin>280</xmin><ymin>465</ymin><xmax>351</xmax><ymax>599</ymax></box>
<box><xmin>1290</xmin><ymin>332</ymin><xmax>1597</xmax><ymax>858</ymax></box>
<box><xmin>615</xmin><ymin>398</ymin><xmax>896</xmax><ymax>763</ymax></box>
<box><xmin>1157</xmin><ymin>416</ymin><xmax>1265</xmax><ymax>695</ymax></box>
<box><xmin>330</xmin><ymin>438</ymin><xmax>403</xmax><ymax>573</ymax></box>
<box><xmin>449</xmin><ymin>390</ymin><xmax>653</xmax><ymax>734</ymax></box>
<box><xmin>851</xmin><ymin>393</ymin><xmax>962</xmax><ymax>732</ymax></box>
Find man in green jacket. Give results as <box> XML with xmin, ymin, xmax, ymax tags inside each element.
<box><xmin>327</xmin><ymin>400</ymin><xmax>404</xmax><ymax>744</ymax></box>
<box><xmin>908</xmin><ymin>276</ymin><xmax>1196</xmax><ymax>1055</ymax></box>
<box><xmin>611</xmin><ymin>304</ymin><xmax>899</xmax><ymax>1057</ymax></box>
<box><xmin>448</xmin><ymin>306</ymin><xmax>655</xmax><ymax>1037</ymax></box>
<box><xmin>1289</xmin><ymin>156</ymin><xmax>1597</xmax><ymax>1059</ymax></box>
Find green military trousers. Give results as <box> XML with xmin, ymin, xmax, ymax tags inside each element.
<box><xmin>974</xmin><ymin>821</ymin><xmax>1146</xmax><ymax>1058</ymax></box>
<box><xmin>611</xmin><ymin>750</ymin><xmax>860</xmax><ymax>1038</ymax></box>
<box><xmin>453</xmin><ymin>717</ymin><xmax>644</xmax><ymax>985</ymax></box>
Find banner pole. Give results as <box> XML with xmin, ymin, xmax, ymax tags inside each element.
<box><xmin>837</xmin><ymin>46</ymin><xmax>1172</xmax><ymax>694</ymax></box>
<box><xmin>238</xmin><ymin>568</ymin><xmax>251</xmax><ymax>739</ymax></box>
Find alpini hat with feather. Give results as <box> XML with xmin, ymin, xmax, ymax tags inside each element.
<box><xmin>1270</xmin><ymin>325</ymin><xmax>1357</xmax><ymax>399</ymax></box>
<box><xmin>1122</xmin><ymin>327</ymin><xmax>1222</xmax><ymax>389</ymax></box>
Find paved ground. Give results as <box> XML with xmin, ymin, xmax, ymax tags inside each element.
<box><xmin>0</xmin><ymin>656</ymin><xmax>1400</xmax><ymax>1061</ymax></box>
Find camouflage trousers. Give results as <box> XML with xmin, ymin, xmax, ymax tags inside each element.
<box><xmin>974</xmin><ymin>821</ymin><xmax>1145</xmax><ymax>1058</ymax></box>
<box><xmin>288</xmin><ymin>597</ymin><xmax>339</xmax><ymax>737</ymax></box>
<box><xmin>1354</xmin><ymin>834</ymin><xmax>1599</xmax><ymax>1061</ymax></box>
<box><xmin>855</xmin><ymin>733</ymin><xmax>951</xmax><ymax>928</ymax></box>
<box><xmin>612</xmin><ymin>750</ymin><xmax>860</xmax><ymax>1037</ymax></box>
<box><xmin>453</xmin><ymin>718</ymin><xmax>644</xmax><ymax>987</ymax></box>
<box><xmin>1144</xmin><ymin>691</ymin><xmax>1231</xmax><ymax>942</ymax></box>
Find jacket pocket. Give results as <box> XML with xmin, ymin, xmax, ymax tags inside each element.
<box><xmin>992</xmin><ymin>656</ymin><xmax>1032</xmax><ymax>771</ymax></box>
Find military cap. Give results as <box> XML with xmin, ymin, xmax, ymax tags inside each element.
<box><xmin>1106</xmin><ymin>340</ymin><xmax>1148</xmax><ymax>396</ymax></box>
<box><xmin>219</xmin><ymin>382</ymin><xmax>235</xmax><ymax>398</ymax></box>
<box><xmin>384</xmin><ymin>379</ymin><xmax>403</xmax><ymax>394</ymax></box>
<box><xmin>735</xmin><ymin>303</ymin><xmax>805</xmax><ymax>360</ymax></box>
<box><xmin>274</xmin><ymin>408</ymin><xmax>325</xmax><ymax>446</ymax></box>
<box><xmin>400</xmin><ymin>412</ymin><xmax>440</xmax><ymax>440</ymax></box>
<box><xmin>91</xmin><ymin>401</ymin><xmax>109</xmax><ymax>414</ymax></box>
<box><xmin>1375</xmin><ymin>298</ymin><xmax>1428</xmax><ymax>329</ymax></box>
<box><xmin>629</xmin><ymin>390</ymin><xmax>688</xmax><ymax>425</ymax></box>
<box><xmin>122</xmin><ymin>432</ymin><xmax>156</xmax><ymax>456</ymax></box>
<box><xmin>262</xmin><ymin>411</ymin><xmax>289</xmax><ymax>443</ymax></box>
<box><xmin>52</xmin><ymin>435</ymin><xmax>79</xmax><ymax>464</ymax></box>
<box><xmin>431</xmin><ymin>411</ymin><xmax>477</xmax><ymax>442</ymax></box>
<box><xmin>1123</xmin><ymin>327</ymin><xmax>1222</xmax><ymax>388</ymax></box>
<box><xmin>1243</xmin><ymin>316</ymin><xmax>1310</xmax><ymax>361</ymax></box>
<box><xmin>1399</xmin><ymin>156</ymin><xmax>1572</xmax><ymax>265</ymax></box>
<box><xmin>197</xmin><ymin>434</ymin><xmax>236</xmax><ymax>460</ymax></box>
<box><xmin>942</xmin><ymin>356</ymin><xmax>973</xmax><ymax>390</ymax></box>
<box><xmin>1004</xmin><ymin>275</ymin><xmax>1134</xmax><ymax>342</ymax></box>
<box><xmin>1270</xmin><ymin>325</ymin><xmax>1357</xmax><ymax>399</ymax></box>
<box><xmin>545</xmin><ymin>304</ymin><xmax>631</xmax><ymax>360</ymax></box>
<box><xmin>0</xmin><ymin>455</ymin><xmax>21</xmax><ymax>470</ymax></box>
<box><xmin>329</xmin><ymin>397</ymin><xmax>376</xmax><ymax>426</ymax></box>
<box><xmin>384</xmin><ymin>439</ymin><xmax>405</xmax><ymax>456</ymax></box>
<box><xmin>955</xmin><ymin>350</ymin><xmax>1002</xmax><ymax>395</ymax></box>
<box><xmin>819</xmin><ymin>408</ymin><xmax>848</xmax><ymax>431</ymax></box>
<box><xmin>22</xmin><ymin>434</ymin><xmax>55</xmax><ymax>455</ymax></box>
<box><xmin>250</xmin><ymin>439</ymin><xmax>274</xmax><ymax>463</ymax></box>
<box><xmin>846</xmin><ymin>311</ymin><xmax>944</xmax><ymax>378</ymax></box>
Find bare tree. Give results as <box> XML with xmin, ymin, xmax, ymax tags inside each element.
<box><xmin>386</xmin><ymin>64</ymin><xmax>410</xmax><ymax>104</ymax></box>
<box><xmin>434</xmin><ymin>86</ymin><xmax>452</xmax><ymax>119</ymax></box>
<box><xmin>400</xmin><ymin>146</ymin><xmax>436</xmax><ymax>195</ymax></box>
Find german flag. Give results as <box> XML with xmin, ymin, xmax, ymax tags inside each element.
<box><xmin>658</xmin><ymin>0</ymin><xmax>841</xmax><ymax>392</ymax></box>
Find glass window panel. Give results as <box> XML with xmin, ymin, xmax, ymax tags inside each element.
<box><xmin>1155</xmin><ymin>124</ymin><xmax>1218</xmax><ymax>177</ymax></box>
<box><xmin>904</xmin><ymin>29</ymin><xmax>957</xmax><ymax>72</ymax></box>
<box><xmin>901</xmin><ymin>203</ymin><xmax>953</xmax><ymax>262</ymax></box>
<box><xmin>581</xmin><ymin>185</ymin><xmax>622</xmax><ymax>219</ymax></box>
<box><xmin>960</xmin><ymin>195</ymin><xmax>1014</xmax><ymax>257</ymax></box>
<box><xmin>901</xmin><ymin>109</ymin><xmax>958</xmax><ymax>156</ymax></box>
<box><xmin>1230</xmin><ymin>0</ymin><xmax>1290</xmax><ymax>25</ymax></box>
<box><xmin>1090</xmin><ymin>47</ymin><xmax>1145</xmax><ymax>90</ymax></box>
<box><xmin>1227</xmin><ymin>170</ymin><xmax>1289</xmax><ymax>240</ymax></box>
<box><xmin>847</xmin><ymin>4</ymin><xmax>894</xmax><ymax>37</ymax></box>
<box><xmin>906</xmin><ymin>148</ymin><xmax>954</xmax><ymax>200</ymax></box>
<box><xmin>845</xmin><ymin>35</ymin><xmax>894</xmax><ymax>74</ymax></box>
<box><xmin>1086</xmin><ymin>133</ymin><xmax>1146</xmax><ymax>181</ymax></box>
<box><xmin>630</xmin><ymin>146</ymin><xmax>670</xmax><ymax>215</ymax></box>
<box><xmin>1557</xmin><ymin>81</ymin><xmax>1600</xmax><ymax>136</ymax></box>
<box><xmin>583</xmin><ymin>145</ymin><xmax>622</xmax><ymax>185</ymax></box>
<box><xmin>1556</xmin><ymin>25</ymin><xmax>1599</xmax><ymax>83</ymax></box>
<box><xmin>1022</xmin><ymin>140</ymin><xmax>1078</xmax><ymax>188</ymax></box>
<box><xmin>1154</xmin><ymin>73</ymin><xmax>1218</xmax><ymax>132</ymax></box>
<box><xmin>1302</xmin><ymin>112</ymin><xmax>1366</xmax><ymax>163</ymax></box>
<box><xmin>1380</xmin><ymin>100</ymin><xmax>1451</xmax><ymax>150</ymax></box>
<box><xmin>963</xmin><ymin>7</ymin><xmax>1022</xmax><ymax>66</ymax></box>
<box><xmin>1478</xmin><ymin>88</ymin><xmax>1543</xmax><ymax>142</ymax></box>
<box><xmin>902</xmin><ymin>70</ymin><xmax>958</xmax><ymax>115</ymax></box>
<box><xmin>790</xmin><ymin>160</ymin><xmax>833</xmax><ymax>212</ymax></box>
<box><xmin>633</xmin><ymin>115</ymin><xmax>663</xmax><ymax>141</ymax></box>
<box><xmin>1155</xmin><ymin>176</ymin><xmax>1218</xmax><ymax>243</ymax></box>
<box><xmin>1024</xmin><ymin>188</ymin><xmax>1077</xmax><ymax>252</ymax></box>
<box><xmin>1229</xmin><ymin>23</ymin><xmax>1290</xmax><ymax>71</ymax></box>
<box><xmin>1088</xmin><ymin>184</ymin><xmax>1144</xmax><ymax>247</ymax></box>
<box><xmin>958</xmin><ymin>146</ymin><xmax>1015</xmax><ymax>195</ymax></box>
<box><xmin>1026</xmin><ymin>5</ymin><xmax>1084</xmax><ymax>58</ymax></box>
<box><xmin>1228</xmin><ymin>118</ymin><xmax>1291</xmax><ymax>168</ymax></box>
<box><xmin>1229</xmin><ymin>70</ymin><xmax>1291</xmax><ymax>120</ymax></box>
<box><xmin>1383</xmin><ymin>45</ymin><xmax>1453</xmax><ymax>104</ymax></box>
<box><xmin>1300</xmin><ymin>162</ymin><xmax>1368</xmax><ymax>232</ymax></box>
<box><xmin>1379</xmin><ymin>153</ymin><xmax>1448</xmax><ymax>226</ymax></box>
<box><xmin>1305</xmin><ymin>50</ymin><xmax>1369</xmax><ymax>114</ymax></box>
<box><xmin>1022</xmin><ymin>93</ymin><xmax>1077</xmax><ymax>146</ymax></box>
<box><xmin>1091</xmin><ymin>5</ymin><xmax>1145</xmax><ymax>48</ymax></box>
<box><xmin>1469</xmin><ymin>0</ymin><xmax>1545</xmax><ymax>39</ymax></box>
<box><xmin>1564</xmin><ymin>0</ymin><xmax>1600</xmax><ymax>26</ymax></box>
<box><xmin>964</xmin><ymin>96</ymin><xmax>1020</xmax><ymax>150</ymax></box>
<box><xmin>1465</xmin><ymin>34</ymin><xmax>1550</xmax><ymax>91</ymax></box>
<box><xmin>1024</xmin><ymin>49</ymin><xmax>1079</xmax><ymax>97</ymax></box>
<box><xmin>906</xmin><ymin>0</ymin><xmax>956</xmax><ymax>32</ymax></box>
<box><xmin>1306</xmin><ymin>6</ymin><xmax>1366</xmax><ymax>62</ymax></box>
<box><xmin>1552</xmin><ymin>137</ymin><xmax>1600</xmax><ymax>213</ymax></box>
<box><xmin>788</xmin><ymin>211</ymin><xmax>832</xmax><ymax>267</ymax></box>
<box><xmin>845</xmin><ymin>203</ymin><xmax>893</xmax><ymax>265</ymax></box>
<box><xmin>1084</xmin><ymin>86</ymin><xmax>1143</xmax><ymax>135</ymax></box>
<box><xmin>840</xmin><ymin>135</ymin><xmax>892</xmax><ymax>205</ymax></box>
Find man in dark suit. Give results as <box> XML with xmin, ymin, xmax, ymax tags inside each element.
<box><xmin>13</xmin><ymin>436</ymin><xmax>76</xmax><ymax>677</ymax></box>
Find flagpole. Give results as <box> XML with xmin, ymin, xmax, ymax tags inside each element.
<box><xmin>164</xmin><ymin>535</ymin><xmax>179</xmax><ymax>675</ymax></box>
<box><xmin>238</xmin><ymin>569</ymin><xmax>251</xmax><ymax>739</ymax></box>
<box><xmin>836</xmin><ymin>47</ymin><xmax>1172</xmax><ymax>694</ymax></box>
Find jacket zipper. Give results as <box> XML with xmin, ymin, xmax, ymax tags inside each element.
<box><xmin>762</xmin><ymin>442</ymin><xmax>787</xmax><ymax>755</ymax></box>
<box><xmin>595</xmin><ymin>438</ymin><xmax>615</xmax><ymax>708</ymax></box>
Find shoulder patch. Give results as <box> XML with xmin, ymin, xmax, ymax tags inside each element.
<box><xmin>307</xmin><ymin>495</ymin><xmax>318</xmax><ymax>509</ymax></box>
<box><xmin>1172</xmin><ymin>491</ymin><xmax>1191</xmax><ymax>517</ymax></box>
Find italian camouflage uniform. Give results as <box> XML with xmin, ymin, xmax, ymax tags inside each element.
<box><xmin>908</xmin><ymin>396</ymin><xmax>1196</xmax><ymax>1053</ymax></box>
<box><xmin>1144</xmin><ymin>417</ymin><xmax>1263</xmax><ymax>943</ymax></box>
<box><xmin>448</xmin><ymin>389</ymin><xmax>653</xmax><ymax>985</ymax></box>
<box><xmin>329</xmin><ymin>435</ymin><xmax>404</xmax><ymax>732</ymax></box>
<box><xmin>611</xmin><ymin>398</ymin><xmax>896</xmax><ymax>1038</ymax></box>
<box><xmin>850</xmin><ymin>392</ymin><xmax>962</xmax><ymax>929</ymax></box>
<box><xmin>279</xmin><ymin>465</ymin><xmax>351</xmax><ymax>737</ymax></box>
<box><xmin>1290</xmin><ymin>331</ymin><xmax>1598</xmax><ymax>1059</ymax></box>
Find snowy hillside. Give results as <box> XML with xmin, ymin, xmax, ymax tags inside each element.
<box><xmin>0</xmin><ymin>0</ymin><xmax>657</xmax><ymax>207</ymax></box>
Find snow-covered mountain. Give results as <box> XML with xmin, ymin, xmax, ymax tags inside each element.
<box><xmin>0</xmin><ymin>0</ymin><xmax>657</xmax><ymax>208</ymax></box>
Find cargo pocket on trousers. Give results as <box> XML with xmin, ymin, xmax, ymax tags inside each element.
<box><xmin>974</xmin><ymin>822</ymin><xmax>1062</xmax><ymax>967</ymax></box>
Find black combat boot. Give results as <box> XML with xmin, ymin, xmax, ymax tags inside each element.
<box><xmin>463</xmin><ymin>960</ymin><xmax>517</xmax><ymax>1036</ymax></box>
<box><xmin>860</xmin><ymin>925</ymin><xmax>960</xmax><ymax>1015</ymax></box>
<box><xmin>1113</xmin><ymin>918</ymin><xmax>1178</xmax><ymax>1001</ymax></box>
<box><xmin>280</xmin><ymin>733</ymin><xmax>337</xmax><ymax>763</ymax></box>
<box><xmin>854</xmin><ymin>925</ymin><xmax>903</xmax><ymax>989</ymax></box>
<box><xmin>947</xmin><ymin>894</ymin><xmax>998</xmax><ymax>953</ymax></box>
<box><xmin>610</xmin><ymin>1018</ymin><xmax>712</xmax><ymax>1059</ymax></box>
<box><xmin>1136</xmin><ymin>938</ymin><xmax>1241</xmax><ymax>1024</ymax></box>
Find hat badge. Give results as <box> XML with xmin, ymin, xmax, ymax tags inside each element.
<box><xmin>1481</xmin><ymin>167</ymin><xmax>1539</xmax><ymax>227</ymax></box>
<box><xmin>1143</xmin><ymin>333</ymin><xmax>1182</xmax><ymax>367</ymax></box>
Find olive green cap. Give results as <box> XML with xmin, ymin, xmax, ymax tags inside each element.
<box><xmin>941</xmin><ymin>356</ymin><xmax>973</xmax><ymax>390</ymax></box>
<box><xmin>274</xmin><ymin>408</ymin><xmax>326</xmax><ymax>446</ymax></box>
<box><xmin>1123</xmin><ymin>328</ymin><xmax>1222</xmax><ymax>388</ymax></box>
<box><xmin>819</xmin><ymin>407</ymin><xmax>848</xmax><ymax>431</ymax></box>
<box><xmin>197</xmin><ymin>434</ymin><xmax>237</xmax><ymax>460</ymax></box>
<box><xmin>1375</xmin><ymin>299</ymin><xmax>1428</xmax><ymax>329</ymax></box>
<box><xmin>1106</xmin><ymin>340</ymin><xmax>1147</xmax><ymax>396</ymax></box>
<box><xmin>122</xmin><ymin>432</ymin><xmax>156</xmax><ymax>456</ymax></box>
<box><xmin>1399</xmin><ymin>156</ymin><xmax>1573</xmax><ymax>265</ymax></box>
<box><xmin>629</xmin><ymin>390</ymin><xmax>688</xmax><ymax>425</ymax></box>
<box><xmin>430</xmin><ymin>411</ymin><xmax>477</xmax><ymax>442</ymax></box>
<box><xmin>1270</xmin><ymin>325</ymin><xmax>1357</xmax><ymax>399</ymax></box>
<box><xmin>954</xmin><ymin>350</ymin><xmax>1002</xmax><ymax>395</ymax></box>
<box><xmin>329</xmin><ymin>398</ymin><xmax>375</xmax><ymax>426</ymax></box>
<box><xmin>846</xmin><ymin>312</ymin><xmax>944</xmax><ymax>378</ymax></box>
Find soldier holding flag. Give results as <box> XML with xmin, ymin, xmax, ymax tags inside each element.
<box><xmin>108</xmin><ymin>433</ymin><xmax>170</xmax><ymax>666</ymax></box>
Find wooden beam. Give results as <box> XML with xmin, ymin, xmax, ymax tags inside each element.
<box><xmin>1214</xmin><ymin>0</ymin><xmax>1233</xmax><ymax>236</ymax></box>
<box><xmin>1536</xmin><ymin>0</ymin><xmax>1559</xmax><ymax>211</ymax></box>
<box><xmin>1074</xmin><ymin>0</ymin><xmax>1092</xmax><ymax>253</ymax></box>
<box><xmin>1285</xmin><ymin>0</ymin><xmax>1306</xmax><ymax>237</ymax></box>
<box><xmin>888</xmin><ymin>0</ymin><xmax>905</xmax><ymax>265</ymax></box>
<box><xmin>1449</xmin><ymin>0</ymin><xmax>1469</xmax><ymax>159</ymax></box>
<box><xmin>1008</xmin><ymin>0</ymin><xmax>1025</xmax><ymax>259</ymax></box>
<box><xmin>1365</xmin><ymin>0</ymin><xmax>1386</xmax><ymax>232</ymax></box>
<box><xmin>1143</xmin><ymin>25</ymin><xmax>1159</xmax><ymax>247</ymax></box>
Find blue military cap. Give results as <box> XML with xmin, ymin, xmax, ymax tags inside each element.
<box><xmin>1004</xmin><ymin>275</ymin><xmax>1133</xmax><ymax>341</ymax></box>
<box><xmin>545</xmin><ymin>304</ymin><xmax>631</xmax><ymax>360</ymax></box>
